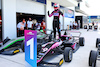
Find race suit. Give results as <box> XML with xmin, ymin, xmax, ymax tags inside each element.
<box><xmin>48</xmin><ymin>9</ymin><xmax>64</xmax><ymax>38</ymax></box>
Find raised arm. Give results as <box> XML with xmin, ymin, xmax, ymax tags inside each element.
<box><xmin>48</xmin><ymin>11</ymin><xmax>53</xmax><ymax>17</ymax></box>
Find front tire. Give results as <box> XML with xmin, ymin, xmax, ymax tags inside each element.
<box><xmin>96</xmin><ymin>38</ymin><xmax>100</xmax><ymax>48</ymax></box>
<box><xmin>79</xmin><ymin>37</ymin><xmax>85</xmax><ymax>46</ymax></box>
<box><xmin>89</xmin><ymin>50</ymin><xmax>97</xmax><ymax>67</ymax></box>
<box><xmin>21</xmin><ymin>41</ymin><xmax>25</xmax><ymax>52</ymax></box>
<box><xmin>63</xmin><ymin>47</ymin><xmax>73</xmax><ymax>62</ymax></box>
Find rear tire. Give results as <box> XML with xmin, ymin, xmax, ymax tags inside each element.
<box><xmin>63</xmin><ymin>47</ymin><xmax>73</xmax><ymax>62</ymax></box>
<box><xmin>21</xmin><ymin>41</ymin><xmax>25</xmax><ymax>52</ymax></box>
<box><xmin>79</xmin><ymin>37</ymin><xmax>85</xmax><ymax>46</ymax></box>
<box><xmin>96</xmin><ymin>38</ymin><xmax>100</xmax><ymax>48</ymax></box>
<box><xmin>89</xmin><ymin>50</ymin><xmax>93</xmax><ymax>66</ymax></box>
<box><xmin>89</xmin><ymin>50</ymin><xmax>97</xmax><ymax>67</ymax></box>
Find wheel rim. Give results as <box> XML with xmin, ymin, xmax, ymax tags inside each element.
<box><xmin>69</xmin><ymin>50</ymin><xmax>72</xmax><ymax>61</ymax></box>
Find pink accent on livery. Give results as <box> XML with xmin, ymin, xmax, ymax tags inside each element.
<box><xmin>71</xmin><ymin>43</ymin><xmax>76</xmax><ymax>49</ymax></box>
<box><xmin>43</xmin><ymin>41</ymin><xmax>53</xmax><ymax>48</ymax></box>
<box><xmin>52</xmin><ymin>51</ymin><xmax>54</xmax><ymax>54</ymax></box>
<box><xmin>51</xmin><ymin>42</ymin><xmax>59</xmax><ymax>49</ymax></box>
<box><xmin>37</xmin><ymin>41</ymin><xmax>61</xmax><ymax>63</ymax></box>
<box><xmin>61</xmin><ymin>35</ymin><xmax>72</xmax><ymax>38</ymax></box>
<box><xmin>61</xmin><ymin>35</ymin><xmax>68</xmax><ymax>37</ymax></box>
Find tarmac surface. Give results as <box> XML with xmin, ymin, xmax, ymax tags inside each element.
<box><xmin>0</xmin><ymin>29</ymin><xmax>100</xmax><ymax>67</ymax></box>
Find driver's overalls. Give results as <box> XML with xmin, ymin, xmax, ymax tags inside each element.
<box><xmin>49</xmin><ymin>9</ymin><xmax>64</xmax><ymax>38</ymax></box>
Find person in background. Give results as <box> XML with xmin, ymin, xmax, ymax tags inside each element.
<box><xmin>17</xmin><ymin>19</ymin><xmax>26</xmax><ymax>37</ymax></box>
<box><xmin>70</xmin><ymin>21</ymin><xmax>73</xmax><ymax>30</ymax></box>
<box><xmin>96</xmin><ymin>22</ymin><xmax>98</xmax><ymax>26</ymax></box>
<box><xmin>87</xmin><ymin>23</ymin><xmax>89</xmax><ymax>31</ymax></box>
<box><xmin>27</xmin><ymin>18</ymin><xmax>33</xmax><ymax>30</ymax></box>
<box><xmin>77</xmin><ymin>20</ymin><xmax>80</xmax><ymax>29</ymax></box>
<box><xmin>94</xmin><ymin>22</ymin><xmax>98</xmax><ymax>30</ymax></box>
<box><xmin>74</xmin><ymin>21</ymin><xmax>78</xmax><ymax>29</ymax></box>
<box><xmin>92</xmin><ymin>22</ymin><xmax>94</xmax><ymax>29</ymax></box>
<box><xmin>73</xmin><ymin>21</ymin><xmax>75</xmax><ymax>29</ymax></box>
<box><xmin>77</xmin><ymin>22</ymin><xmax>79</xmax><ymax>29</ymax></box>
<box><xmin>32</xmin><ymin>19</ymin><xmax>37</xmax><ymax>30</ymax></box>
<box><xmin>41</xmin><ymin>19</ymin><xmax>46</xmax><ymax>33</ymax></box>
<box><xmin>36</xmin><ymin>21</ymin><xmax>41</xmax><ymax>30</ymax></box>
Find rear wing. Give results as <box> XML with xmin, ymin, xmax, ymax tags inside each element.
<box><xmin>44</xmin><ymin>29</ymin><xmax>81</xmax><ymax>38</ymax></box>
<box><xmin>60</xmin><ymin>29</ymin><xmax>81</xmax><ymax>37</ymax></box>
<box><xmin>67</xmin><ymin>30</ymin><xmax>81</xmax><ymax>37</ymax></box>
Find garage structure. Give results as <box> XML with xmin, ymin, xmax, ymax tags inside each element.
<box><xmin>1</xmin><ymin>0</ymin><xmax>46</xmax><ymax>40</ymax></box>
<box><xmin>1</xmin><ymin>0</ymin><xmax>77</xmax><ymax>40</ymax></box>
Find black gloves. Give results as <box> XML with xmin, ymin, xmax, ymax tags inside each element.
<box><xmin>48</xmin><ymin>11</ymin><xmax>49</xmax><ymax>16</ymax></box>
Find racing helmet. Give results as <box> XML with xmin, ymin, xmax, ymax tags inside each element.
<box><xmin>54</xmin><ymin>3</ymin><xmax>59</xmax><ymax>10</ymax></box>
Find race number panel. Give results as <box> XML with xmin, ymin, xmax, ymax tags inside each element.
<box><xmin>25</xmin><ymin>30</ymin><xmax>37</xmax><ymax>67</ymax></box>
<box><xmin>27</xmin><ymin>38</ymin><xmax>34</xmax><ymax>60</ymax></box>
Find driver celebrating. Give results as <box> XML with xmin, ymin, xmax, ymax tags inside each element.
<box><xmin>48</xmin><ymin>3</ymin><xmax>64</xmax><ymax>39</ymax></box>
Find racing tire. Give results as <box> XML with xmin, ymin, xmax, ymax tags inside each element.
<box><xmin>21</xmin><ymin>41</ymin><xmax>25</xmax><ymax>52</ymax></box>
<box><xmin>89</xmin><ymin>50</ymin><xmax>97</xmax><ymax>67</ymax></box>
<box><xmin>89</xmin><ymin>50</ymin><xmax>93</xmax><ymax>66</ymax></box>
<box><xmin>79</xmin><ymin>37</ymin><xmax>85</xmax><ymax>46</ymax></box>
<box><xmin>63</xmin><ymin>47</ymin><xmax>73</xmax><ymax>62</ymax></box>
<box><xmin>96</xmin><ymin>38</ymin><xmax>100</xmax><ymax>48</ymax></box>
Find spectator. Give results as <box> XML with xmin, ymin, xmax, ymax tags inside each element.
<box><xmin>87</xmin><ymin>23</ymin><xmax>89</xmax><ymax>31</ymax></box>
<box><xmin>92</xmin><ymin>22</ymin><xmax>94</xmax><ymax>30</ymax></box>
<box><xmin>92</xmin><ymin>21</ymin><xmax>94</xmax><ymax>26</ymax></box>
<box><xmin>96</xmin><ymin>22</ymin><xmax>98</xmax><ymax>26</ymax></box>
<box><xmin>78</xmin><ymin>21</ymin><xmax>80</xmax><ymax>29</ymax></box>
<box><xmin>70</xmin><ymin>21</ymin><xmax>73</xmax><ymax>30</ymax></box>
<box><xmin>73</xmin><ymin>22</ymin><xmax>75</xmax><ymax>29</ymax></box>
<box><xmin>41</xmin><ymin>20</ymin><xmax>46</xmax><ymax>33</ymax></box>
<box><xmin>27</xmin><ymin>18</ymin><xmax>33</xmax><ymax>30</ymax></box>
<box><xmin>74</xmin><ymin>21</ymin><xmax>78</xmax><ymax>29</ymax></box>
<box><xmin>77</xmin><ymin>22</ymin><xmax>79</xmax><ymax>29</ymax></box>
<box><xmin>17</xmin><ymin>19</ymin><xmax>26</xmax><ymax>37</ymax></box>
<box><xmin>32</xmin><ymin>19</ymin><xmax>37</xmax><ymax>30</ymax></box>
<box><xmin>36</xmin><ymin>21</ymin><xmax>41</xmax><ymax>30</ymax></box>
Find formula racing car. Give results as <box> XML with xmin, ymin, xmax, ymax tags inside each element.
<box><xmin>37</xmin><ymin>30</ymin><xmax>85</xmax><ymax>67</ymax></box>
<box><xmin>89</xmin><ymin>38</ymin><xmax>100</xmax><ymax>67</ymax></box>
<box><xmin>0</xmin><ymin>30</ymin><xmax>51</xmax><ymax>55</ymax></box>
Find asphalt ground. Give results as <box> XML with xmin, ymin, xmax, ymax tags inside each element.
<box><xmin>0</xmin><ymin>29</ymin><xmax>100</xmax><ymax>67</ymax></box>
